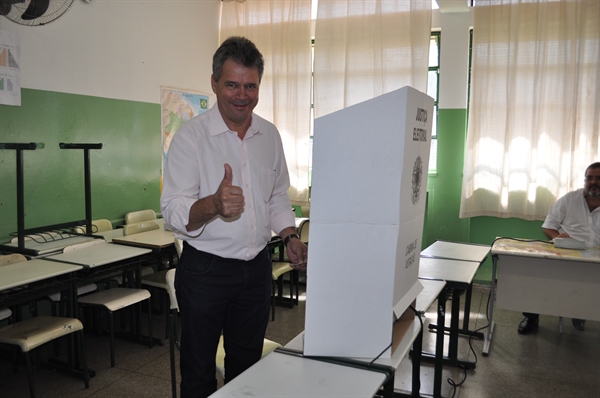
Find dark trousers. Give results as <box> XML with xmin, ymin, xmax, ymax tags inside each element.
<box><xmin>175</xmin><ymin>242</ymin><xmax>272</xmax><ymax>398</ymax></box>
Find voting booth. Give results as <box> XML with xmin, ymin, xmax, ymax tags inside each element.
<box><xmin>304</xmin><ymin>86</ymin><xmax>434</xmax><ymax>358</ymax></box>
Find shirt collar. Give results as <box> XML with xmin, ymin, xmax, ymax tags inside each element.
<box><xmin>208</xmin><ymin>105</ymin><xmax>261</xmax><ymax>139</ymax></box>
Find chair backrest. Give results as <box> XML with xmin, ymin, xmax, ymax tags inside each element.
<box><xmin>74</xmin><ymin>219</ymin><xmax>113</xmax><ymax>234</ymax></box>
<box><xmin>0</xmin><ymin>253</ymin><xmax>28</xmax><ymax>267</ymax></box>
<box><xmin>10</xmin><ymin>232</ymin><xmax>59</xmax><ymax>243</ymax></box>
<box><xmin>300</xmin><ymin>205</ymin><xmax>310</xmax><ymax>217</ymax></box>
<box><xmin>165</xmin><ymin>269</ymin><xmax>178</xmax><ymax>311</ymax></box>
<box><xmin>122</xmin><ymin>221</ymin><xmax>160</xmax><ymax>236</ymax></box>
<box><xmin>63</xmin><ymin>239</ymin><xmax>105</xmax><ymax>252</ymax></box>
<box><xmin>174</xmin><ymin>237</ymin><xmax>183</xmax><ymax>258</ymax></box>
<box><xmin>125</xmin><ymin>209</ymin><xmax>157</xmax><ymax>224</ymax></box>
<box><xmin>298</xmin><ymin>219</ymin><xmax>309</xmax><ymax>244</ymax></box>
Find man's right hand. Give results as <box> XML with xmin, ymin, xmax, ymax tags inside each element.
<box><xmin>542</xmin><ymin>227</ymin><xmax>570</xmax><ymax>240</ymax></box>
<box><xmin>213</xmin><ymin>163</ymin><xmax>245</xmax><ymax>218</ymax></box>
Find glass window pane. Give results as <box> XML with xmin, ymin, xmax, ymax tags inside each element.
<box><xmin>428</xmin><ymin>138</ymin><xmax>437</xmax><ymax>172</ymax></box>
<box><xmin>427</xmin><ymin>70</ymin><xmax>438</xmax><ymax>100</ymax></box>
<box><xmin>431</xmin><ymin>108</ymin><xmax>437</xmax><ymax>139</ymax></box>
<box><xmin>429</xmin><ymin>37</ymin><xmax>439</xmax><ymax>67</ymax></box>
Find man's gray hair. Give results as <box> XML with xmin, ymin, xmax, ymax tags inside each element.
<box><xmin>213</xmin><ymin>36</ymin><xmax>264</xmax><ymax>83</ymax></box>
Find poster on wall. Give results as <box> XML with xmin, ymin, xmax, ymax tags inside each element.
<box><xmin>160</xmin><ymin>86</ymin><xmax>209</xmax><ymax>186</ymax></box>
<box><xmin>0</xmin><ymin>29</ymin><xmax>21</xmax><ymax>106</ymax></box>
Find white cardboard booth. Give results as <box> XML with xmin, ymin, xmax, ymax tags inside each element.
<box><xmin>304</xmin><ymin>86</ymin><xmax>434</xmax><ymax>358</ymax></box>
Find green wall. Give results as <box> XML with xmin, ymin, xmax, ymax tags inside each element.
<box><xmin>1</xmin><ymin>91</ymin><xmax>548</xmax><ymax>284</ymax></box>
<box><xmin>426</xmin><ymin>109</ymin><xmax>471</xmax><ymax>246</ymax></box>
<box><xmin>0</xmin><ymin>89</ymin><xmax>162</xmax><ymax>243</ymax></box>
<box><xmin>426</xmin><ymin>108</ymin><xmax>547</xmax><ymax>284</ymax></box>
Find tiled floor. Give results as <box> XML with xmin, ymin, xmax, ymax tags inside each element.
<box><xmin>1</xmin><ymin>284</ymin><xmax>598</xmax><ymax>397</ymax></box>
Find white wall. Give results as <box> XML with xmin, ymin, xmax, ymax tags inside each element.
<box><xmin>432</xmin><ymin>8</ymin><xmax>474</xmax><ymax>109</ymax></box>
<box><xmin>0</xmin><ymin>0</ymin><xmax>221</xmax><ymax>104</ymax></box>
<box><xmin>0</xmin><ymin>2</ymin><xmax>473</xmax><ymax>109</ymax></box>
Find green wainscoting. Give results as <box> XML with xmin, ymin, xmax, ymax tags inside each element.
<box><xmin>0</xmin><ymin>89</ymin><xmax>161</xmax><ymax>243</ymax></box>
<box><xmin>469</xmin><ymin>216</ymin><xmax>546</xmax><ymax>284</ymax></box>
<box><xmin>425</xmin><ymin>109</ymin><xmax>470</xmax><ymax>246</ymax></box>
<box><xmin>425</xmin><ymin>109</ymin><xmax>547</xmax><ymax>284</ymax></box>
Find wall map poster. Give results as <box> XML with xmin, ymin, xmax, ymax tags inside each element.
<box><xmin>160</xmin><ymin>86</ymin><xmax>209</xmax><ymax>187</ymax></box>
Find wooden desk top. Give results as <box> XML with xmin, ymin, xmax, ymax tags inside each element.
<box><xmin>421</xmin><ymin>240</ymin><xmax>490</xmax><ymax>263</ymax></box>
<box><xmin>3</xmin><ymin>234</ymin><xmax>96</xmax><ymax>257</ymax></box>
<box><xmin>491</xmin><ymin>238</ymin><xmax>600</xmax><ymax>263</ymax></box>
<box><xmin>416</xmin><ymin>279</ymin><xmax>446</xmax><ymax>313</ymax></box>
<box><xmin>418</xmin><ymin>257</ymin><xmax>480</xmax><ymax>285</ymax></box>
<box><xmin>95</xmin><ymin>229</ymin><xmax>123</xmax><ymax>243</ymax></box>
<box><xmin>46</xmin><ymin>241</ymin><xmax>151</xmax><ymax>269</ymax></box>
<box><xmin>0</xmin><ymin>258</ymin><xmax>81</xmax><ymax>292</ymax></box>
<box><xmin>209</xmin><ymin>349</ymin><xmax>386</xmax><ymax>398</ymax></box>
<box><xmin>112</xmin><ymin>228</ymin><xmax>174</xmax><ymax>250</ymax></box>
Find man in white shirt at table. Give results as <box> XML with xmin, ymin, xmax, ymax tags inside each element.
<box><xmin>518</xmin><ymin>162</ymin><xmax>600</xmax><ymax>334</ymax></box>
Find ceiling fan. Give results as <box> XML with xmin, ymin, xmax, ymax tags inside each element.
<box><xmin>0</xmin><ymin>0</ymin><xmax>75</xmax><ymax>26</ymax></box>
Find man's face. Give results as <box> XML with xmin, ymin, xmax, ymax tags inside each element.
<box><xmin>211</xmin><ymin>59</ymin><xmax>260</xmax><ymax>131</ymax></box>
<box><xmin>584</xmin><ymin>167</ymin><xmax>600</xmax><ymax>198</ymax></box>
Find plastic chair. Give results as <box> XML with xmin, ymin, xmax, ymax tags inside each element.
<box><xmin>214</xmin><ymin>335</ymin><xmax>280</xmax><ymax>380</ymax></box>
<box><xmin>0</xmin><ymin>308</ymin><xmax>12</xmax><ymax>322</ymax></box>
<box><xmin>78</xmin><ymin>288</ymin><xmax>152</xmax><ymax>367</ymax></box>
<box><xmin>174</xmin><ymin>237</ymin><xmax>184</xmax><ymax>257</ymax></box>
<box><xmin>73</xmin><ymin>219</ymin><xmax>113</xmax><ymax>234</ymax></box>
<box><xmin>122</xmin><ymin>220</ymin><xmax>160</xmax><ymax>236</ymax></box>
<box><xmin>124</xmin><ymin>209</ymin><xmax>157</xmax><ymax>225</ymax></box>
<box><xmin>270</xmin><ymin>220</ymin><xmax>308</xmax><ymax>320</ymax></box>
<box><xmin>0</xmin><ymin>253</ymin><xmax>28</xmax><ymax>266</ymax></box>
<box><xmin>0</xmin><ymin>254</ymin><xmax>28</xmax><ymax>320</ymax></box>
<box><xmin>0</xmin><ymin>315</ymin><xmax>89</xmax><ymax>398</ymax></box>
<box><xmin>112</xmin><ymin>221</ymin><xmax>158</xmax><ymax>285</ymax></box>
<box><xmin>46</xmin><ymin>284</ymin><xmax>98</xmax><ymax>317</ymax></box>
<box><xmin>271</xmin><ymin>261</ymin><xmax>298</xmax><ymax>321</ymax></box>
<box><xmin>300</xmin><ymin>205</ymin><xmax>310</xmax><ymax>218</ymax></box>
<box><xmin>61</xmin><ymin>242</ymin><xmax>153</xmax><ymax>367</ymax></box>
<box><xmin>298</xmin><ymin>219</ymin><xmax>310</xmax><ymax>245</ymax></box>
<box><xmin>141</xmin><ymin>269</ymin><xmax>170</xmax><ymax>338</ymax></box>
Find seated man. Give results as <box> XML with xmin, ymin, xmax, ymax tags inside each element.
<box><xmin>518</xmin><ymin>162</ymin><xmax>600</xmax><ymax>334</ymax></box>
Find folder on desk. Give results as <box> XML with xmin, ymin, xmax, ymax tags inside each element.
<box><xmin>553</xmin><ymin>237</ymin><xmax>586</xmax><ymax>250</ymax></box>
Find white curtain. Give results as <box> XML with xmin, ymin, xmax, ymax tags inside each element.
<box><xmin>313</xmin><ymin>0</ymin><xmax>432</xmax><ymax>118</ymax></box>
<box><xmin>460</xmin><ymin>0</ymin><xmax>600</xmax><ymax>220</ymax></box>
<box><xmin>221</xmin><ymin>0</ymin><xmax>313</xmax><ymax>206</ymax></box>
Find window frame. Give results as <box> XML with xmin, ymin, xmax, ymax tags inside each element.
<box><xmin>428</xmin><ymin>31</ymin><xmax>440</xmax><ymax>173</ymax></box>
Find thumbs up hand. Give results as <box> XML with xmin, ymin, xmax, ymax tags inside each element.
<box><xmin>213</xmin><ymin>163</ymin><xmax>245</xmax><ymax>218</ymax></box>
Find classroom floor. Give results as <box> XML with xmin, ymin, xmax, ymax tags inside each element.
<box><xmin>1</xmin><ymin>283</ymin><xmax>598</xmax><ymax>398</ymax></box>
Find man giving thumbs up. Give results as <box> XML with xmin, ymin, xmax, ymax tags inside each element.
<box><xmin>160</xmin><ymin>36</ymin><xmax>307</xmax><ymax>398</ymax></box>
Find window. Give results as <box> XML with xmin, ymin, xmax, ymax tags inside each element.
<box><xmin>428</xmin><ymin>32</ymin><xmax>440</xmax><ymax>172</ymax></box>
<box><xmin>309</xmin><ymin>38</ymin><xmax>315</xmax><ymax>189</ymax></box>
<box><xmin>309</xmin><ymin>33</ymin><xmax>439</xmax><ymax>184</ymax></box>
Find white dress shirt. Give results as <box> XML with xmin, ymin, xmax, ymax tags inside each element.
<box><xmin>160</xmin><ymin>105</ymin><xmax>295</xmax><ymax>260</ymax></box>
<box><xmin>542</xmin><ymin>188</ymin><xmax>600</xmax><ymax>248</ymax></box>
